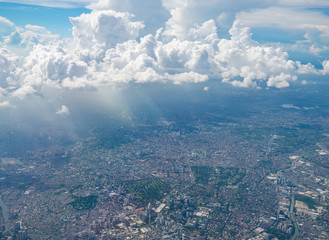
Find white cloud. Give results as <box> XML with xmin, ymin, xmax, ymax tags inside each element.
<box><xmin>267</xmin><ymin>73</ymin><xmax>297</xmax><ymax>88</ymax></box>
<box><xmin>0</xmin><ymin>17</ymin><xmax>59</xmax><ymax>51</ymax></box>
<box><xmin>11</xmin><ymin>85</ymin><xmax>36</xmax><ymax>99</ymax></box>
<box><xmin>86</xmin><ymin>0</ymin><xmax>170</xmax><ymax>36</ymax></box>
<box><xmin>281</xmin><ymin>103</ymin><xmax>300</xmax><ymax>109</ymax></box>
<box><xmin>187</xmin><ymin>20</ymin><xmax>218</xmax><ymax>41</ymax></box>
<box><xmin>161</xmin><ymin>0</ymin><xmax>276</xmax><ymax>39</ymax></box>
<box><xmin>0</xmin><ymin>101</ymin><xmax>15</xmax><ymax>108</ymax></box>
<box><xmin>22</xmin><ymin>18</ymin><xmax>305</xmax><ymax>90</ymax></box>
<box><xmin>0</xmin><ymin>48</ymin><xmax>19</xmax><ymax>88</ymax></box>
<box><xmin>309</xmin><ymin>44</ymin><xmax>322</xmax><ymax>55</ymax></box>
<box><xmin>69</xmin><ymin>10</ymin><xmax>144</xmax><ymax>49</ymax></box>
<box><xmin>22</xmin><ymin>43</ymin><xmax>87</xmax><ymax>87</ymax></box>
<box><xmin>87</xmin><ymin>0</ymin><xmax>118</xmax><ymax>10</ymax></box>
<box><xmin>25</xmin><ymin>24</ymin><xmax>47</xmax><ymax>33</ymax></box>
<box><xmin>216</xmin><ymin>22</ymin><xmax>298</xmax><ymax>87</ymax></box>
<box><xmin>4</xmin><ymin>27</ymin><xmax>59</xmax><ymax>47</ymax></box>
<box><xmin>237</xmin><ymin>7</ymin><xmax>329</xmax><ymax>32</ymax></box>
<box><xmin>237</xmin><ymin>7</ymin><xmax>329</xmax><ymax>47</ymax></box>
<box><xmin>87</xmin><ymin>0</ymin><xmax>165</xmax><ymax>15</ymax></box>
<box><xmin>3</xmin><ymin>15</ymin><xmax>319</xmax><ymax>97</ymax></box>
<box><xmin>1</xmin><ymin>0</ymin><xmax>329</xmax><ymax>101</ymax></box>
<box><xmin>296</xmin><ymin>62</ymin><xmax>319</xmax><ymax>75</ymax></box>
<box><xmin>0</xmin><ymin>17</ymin><xmax>15</xmax><ymax>36</ymax></box>
<box><xmin>56</xmin><ymin>105</ymin><xmax>70</xmax><ymax>115</ymax></box>
<box><xmin>165</xmin><ymin>72</ymin><xmax>208</xmax><ymax>85</ymax></box>
<box><xmin>0</xmin><ymin>101</ymin><xmax>10</xmax><ymax>107</ymax></box>
<box><xmin>322</xmin><ymin>60</ymin><xmax>329</xmax><ymax>75</ymax></box>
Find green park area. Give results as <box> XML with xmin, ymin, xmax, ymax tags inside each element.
<box><xmin>69</xmin><ymin>195</ymin><xmax>98</xmax><ymax>211</ymax></box>
<box><xmin>191</xmin><ymin>166</ymin><xmax>245</xmax><ymax>186</ymax></box>
<box><xmin>125</xmin><ymin>178</ymin><xmax>169</xmax><ymax>204</ymax></box>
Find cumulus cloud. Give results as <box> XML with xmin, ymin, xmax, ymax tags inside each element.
<box><xmin>87</xmin><ymin>0</ymin><xmax>170</xmax><ymax>36</ymax></box>
<box><xmin>216</xmin><ymin>22</ymin><xmax>300</xmax><ymax>87</ymax></box>
<box><xmin>322</xmin><ymin>60</ymin><xmax>329</xmax><ymax>75</ymax></box>
<box><xmin>69</xmin><ymin>10</ymin><xmax>144</xmax><ymax>49</ymax></box>
<box><xmin>56</xmin><ymin>105</ymin><xmax>70</xmax><ymax>115</ymax></box>
<box><xmin>4</xmin><ymin>27</ymin><xmax>59</xmax><ymax>47</ymax></box>
<box><xmin>22</xmin><ymin>43</ymin><xmax>87</xmax><ymax>88</ymax></box>
<box><xmin>162</xmin><ymin>0</ymin><xmax>276</xmax><ymax>39</ymax></box>
<box><xmin>0</xmin><ymin>16</ymin><xmax>59</xmax><ymax>51</ymax></box>
<box><xmin>0</xmin><ymin>48</ymin><xmax>19</xmax><ymax>88</ymax></box>
<box><xmin>19</xmin><ymin>17</ymin><xmax>308</xmax><ymax>90</ymax></box>
<box><xmin>296</xmin><ymin>62</ymin><xmax>319</xmax><ymax>75</ymax></box>
<box><xmin>267</xmin><ymin>73</ymin><xmax>297</xmax><ymax>88</ymax></box>
<box><xmin>1</xmin><ymin>0</ymin><xmax>329</xmax><ymax>103</ymax></box>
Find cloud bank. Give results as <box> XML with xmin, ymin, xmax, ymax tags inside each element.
<box><xmin>0</xmin><ymin>0</ymin><xmax>329</xmax><ymax>103</ymax></box>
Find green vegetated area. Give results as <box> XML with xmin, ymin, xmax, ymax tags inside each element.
<box><xmin>125</xmin><ymin>178</ymin><xmax>169</xmax><ymax>203</ymax></box>
<box><xmin>191</xmin><ymin>166</ymin><xmax>246</xmax><ymax>186</ymax></box>
<box><xmin>216</xmin><ymin>167</ymin><xmax>246</xmax><ymax>186</ymax></box>
<box><xmin>69</xmin><ymin>195</ymin><xmax>98</xmax><ymax>211</ymax></box>
<box><xmin>191</xmin><ymin>166</ymin><xmax>215</xmax><ymax>184</ymax></box>
<box><xmin>266</xmin><ymin>228</ymin><xmax>291</xmax><ymax>240</ymax></box>
<box><xmin>295</xmin><ymin>194</ymin><xmax>319</xmax><ymax>210</ymax></box>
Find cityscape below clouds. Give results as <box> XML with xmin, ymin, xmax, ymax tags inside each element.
<box><xmin>0</xmin><ymin>1</ymin><xmax>329</xmax><ymax>240</ymax></box>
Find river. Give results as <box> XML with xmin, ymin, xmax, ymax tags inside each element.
<box><xmin>0</xmin><ymin>198</ymin><xmax>8</xmax><ymax>232</ymax></box>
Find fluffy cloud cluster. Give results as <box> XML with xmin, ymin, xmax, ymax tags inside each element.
<box><xmin>161</xmin><ymin>0</ymin><xmax>276</xmax><ymax>39</ymax></box>
<box><xmin>1</xmin><ymin>0</ymin><xmax>329</xmax><ymax>102</ymax></box>
<box><xmin>70</xmin><ymin>10</ymin><xmax>144</xmax><ymax>49</ymax></box>
<box><xmin>4</xmin><ymin>25</ymin><xmax>59</xmax><ymax>48</ymax></box>
<box><xmin>0</xmin><ymin>15</ymin><xmax>59</xmax><ymax>50</ymax></box>
<box><xmin>15</xmin><ymin>13</ymin><xmax>301</xmax><ymax>92</ymax></box>
<box><xmin>0</xmin><ymin>48</ymin><xmax>19</xmax><ymax>87</ymax></box>
<box><xmin>0</xmin><ymin>48</ymin><xmax>18</xmax><ymax>106</ymax></box>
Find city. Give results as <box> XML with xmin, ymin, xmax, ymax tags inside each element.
<box><xmin>0</xmin><ymin>85</ymin><xmax>328</xmax><ymax>240</ymax></box>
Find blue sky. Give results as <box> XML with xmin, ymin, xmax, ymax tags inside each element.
<box><xmin>0</xmin><ymin>2</ymin><xmax>90</xmax><ymax>37</ymax></box>
<box><xmin>0</xmin><ymin>0</ymin><xmax>329</xmax><ymax>111</ymax></box>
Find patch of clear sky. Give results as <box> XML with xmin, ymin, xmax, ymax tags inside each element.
<box><xmin>0</xmin><ymin>2</ymin><xmax>91</xmax><ymax>38</ymax></box>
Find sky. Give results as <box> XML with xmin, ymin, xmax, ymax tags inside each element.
<box><xmin>0</xmin><ymin>0</ymin><xmax>329</xmax><ymax>114</ymax></box>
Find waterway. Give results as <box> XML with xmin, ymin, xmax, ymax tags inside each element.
<box><xmin>0</xmin><ymin>198</ymin><xmax>8</xmax><ymax>232</ymax></box>
<box><xmin>289</xmin><ymin>195</ymin><xmax>299</xmax><ymax>240</ymax></box>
